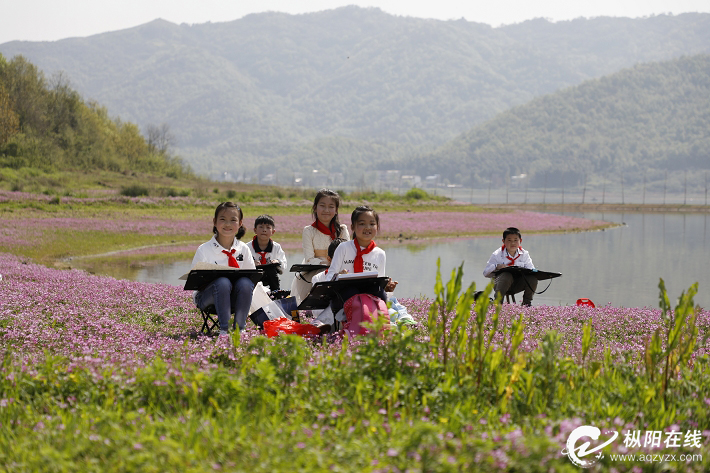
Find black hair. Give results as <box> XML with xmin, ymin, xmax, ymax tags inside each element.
<box><xmin>503</xmin><ymin>227</ymin><xmax>522</xmax><ymax>240</ymax></box>
<box><xmin>254</xmin><ymin>214</ymin><xmax>276</xmax><ymax>228</ymax></box>
<box><xmin>351</xmin><ymin>205</ymin><xmax>380</xmax><ymax>231</ymax></box>
<box><xmin>312</xmin><ymin>188</ymin><xmax>344</xmax><ymax>238</ymax></box>
<box><xmin>328</xmin><ymin>238</ymin><xmax>345</xmax><ymax>258</ymax></box>
<box><xmin>212</xmin><ymin>201</ymin><xmax>246</xmax><ymax>240</ymax></box>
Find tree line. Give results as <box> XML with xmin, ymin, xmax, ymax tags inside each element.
<box><xmin>399</xmin><ymin>54</ymin><xmax>710</xmax><ymax>188</ymax></box>
<box><xmin>0</xmin><ymin>54</ymin><xmax>191</xmax><ymax>178</ymax></box>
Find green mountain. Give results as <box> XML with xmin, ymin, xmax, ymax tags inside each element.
<box><xmin>1</xmin><ymin>7</ymin><xmax>709</xmax><ymax>180</ymax></box>
<box><xmin>404</xmin><ymin>54</ymin><xmax>710</xmax><ymax>187</ymax></box>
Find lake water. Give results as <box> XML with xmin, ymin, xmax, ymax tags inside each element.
<box><xmin>131</xmin><ymin>212</ymin><xmax>709</xmax><ymax>309</ymax></box>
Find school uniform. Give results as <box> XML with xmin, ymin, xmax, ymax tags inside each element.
<box><xmin>290</xmin><ymin>223</ymin><xmax>350</xmax><ymax>304</ymax></box>
<box><xmin>328</xmin><ymin>239</ymin><xmax>386</xmax><ymax>277</ymax></box>
<box><xmin>191</xmin><ymin>235</ymin><xmax>255</xmax><ymax>331</ymax></box>
<box><xmin>328</xmin><ymin>239</ymin><xmax>388</xmax><ymax>313</ymax></box>
<box><xmin>300</xmin><ymin>223</ymin><xmax>350</xmax><ymax>265</ymax></box>
<box><xmin>483</xmin><ymin>246</ymin><xmax>537</xmax><ymax>305</ymax></box>
<box><xmin>192</xmin><ymin>235</ymin><xmax>256</xmax><ymax>269</ymax></box>
<box><xmin>247</xmin><ymin>237</ymin><xmax>287</xmax><ymax>290</ymax></box>
<box><xmin>311</xmin><ymin>268</ymin><xmax>334</xmax><ymax>284</ymax></box>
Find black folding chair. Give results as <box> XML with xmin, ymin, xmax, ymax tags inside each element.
<box><xmin>198</xmin><ymin>305</ymin><xmax>236</xmax><ymax>335</ymax></box>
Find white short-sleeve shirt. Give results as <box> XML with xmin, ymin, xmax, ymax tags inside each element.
<box><xmin>328</xmin><ymin>240</ymin><xmax>386</xmax><ymax>277</ymax></box>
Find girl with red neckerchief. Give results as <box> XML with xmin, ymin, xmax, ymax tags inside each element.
<box><xmin>290</xmin><ymin>189</ymin><xmax>350</xmax><ymax>303</ymax></box>
<box><xmin>191</xmin><ymin>202</ymin><xmax>256</xmax><ymax>336</ymax></box>
<box><xmin>327</xmin><ymin>206</ymin><xmax>398</xmax><ymax>307</ymax></box>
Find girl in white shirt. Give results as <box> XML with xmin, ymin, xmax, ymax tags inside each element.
<box><xmin>290</xmin><ymin>189</ymin><xmax>350</xmax><ymax>303</ymax></box>
<box><xmin>328</xmin><ymin>206</ymin><xmax>398</xmax><ymax>310</ymax></box>
<box><xmin>192</xmin><ymin>202</ymin><xmax>256</xmax><ymax>335</ymax></box>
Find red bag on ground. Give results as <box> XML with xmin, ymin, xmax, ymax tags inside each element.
<box><xmin>576</xmin><ymin>298</ymin><xmax>596</xmax><ymax>308</ymax></box>
<box><xmin>343</xmin><ymin>293</ymin><xmax>389</xmax><ymax>336</ymax></box>
<box><xmin>263</xmin><ymin>318</ymin><xmax>320</xmax><ymax>338</ymax></box>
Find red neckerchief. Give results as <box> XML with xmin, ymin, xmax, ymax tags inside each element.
<box><xmin>312</xmin><ymin>220</ymin><xmax>337</xmax><ymax>240</ymax></box>
<box><xmin>222</xmin><ymin>248</ymin><xmax>240</xmax><ymax>268</ymax></box>
<box><xmin>354</xmin><ymin>239</ymin><xmax>377</xmax><ymax>273</ymax></box>
<box><xmin>252</xmin><ymin>236</ymin><xmax>273</xmax><ymax>265</ymax></box>
<box><xmin>501</xmin><ymin>245</ymin><xmax>523</xmax><ymax>266</ymax></box>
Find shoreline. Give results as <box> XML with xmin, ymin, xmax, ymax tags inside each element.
<box><xmin>55</xmin><ymin>221</ymin><xmax>619</xmax><ymax>272</ymax></box>
<box><xmin>479</xmin><ymin>202</ymin><xmax>710</xmax><ymax>213</ymax></box>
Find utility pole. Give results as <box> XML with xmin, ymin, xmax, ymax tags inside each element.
<box><xmin>663</xmin><ymin>170</ymin><xmax>667</xmax><ymax>205</ymax></box>
<box><xmin>487</xmin><ymin>175</ymin><xmax>492</xmax><ymax>204</ymax></box>
<box><xmin>543</xmin><ymin>172</ymin><xmax>548</xmax><ymax>204</ymax></box>
<box><xmin>505</xmin><ymin>176</ymin><xmax>509</xmax><ymax>204</ymax></box>
<box><xmin>561</xmin><ymin>171</ymin><xmax>565</xmax><ymax>205</ymax></box>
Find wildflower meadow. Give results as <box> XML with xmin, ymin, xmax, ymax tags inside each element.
<box><xmin>1</xmin><ymin>251</ymin><xmax>708</xmax><ymax>472</ymax></box>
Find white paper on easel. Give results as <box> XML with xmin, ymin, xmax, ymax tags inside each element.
<box><xmin>335</xmin><ymin>271</ymin><xmax>379</xmax><ymax>280</ymax></box>
<box><xmin>178</xmin><ymin>262</ymin><xmax>237</xmax><ymax>280</ymax></box>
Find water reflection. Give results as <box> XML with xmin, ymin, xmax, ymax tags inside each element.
<box><xmin>132</xmin><ymin>212</ymin><xmax>709</xmax><ymax>309</ymax></box>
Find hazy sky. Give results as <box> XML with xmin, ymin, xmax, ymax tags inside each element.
<box><xmin>1</xmin><ymin>0</ymin><xmax>709</xmax><ymax>44</ymax></box>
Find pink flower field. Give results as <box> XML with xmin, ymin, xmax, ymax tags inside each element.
<box><xmin>1</xmin><ymin>252</ymin><xmax>706</xmax><ymax>382</ymax></box>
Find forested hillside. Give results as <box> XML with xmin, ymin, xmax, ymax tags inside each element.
<box><xmin>0</xmin><ymin>54</ymin><xmax>191</xmax><ymax>184</ymax></box>
<box><xmin>1</xmin><ymin>7</ymin><xmax>708</xmax><ymax>181</ymax></box>
<box><xmin>404</xmin><ymin>54</ymin><xmax>710</xmax><ymax>187</ymax></box>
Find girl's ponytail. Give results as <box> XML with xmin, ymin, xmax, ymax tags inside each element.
<box><xmin>236</xmin><ymin>225</ymin><xmax>246</xmax><ymax>240</ymax></box>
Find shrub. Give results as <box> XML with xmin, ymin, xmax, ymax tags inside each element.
<box><xmin>119</xmin><ymin>184</ymin><xmax>150</xmax><ymax>197</ymax></box>
<box><xmin>405</xmin><ymin>187</ymin><xmax>429</xmax><ymax>200</ymax></box>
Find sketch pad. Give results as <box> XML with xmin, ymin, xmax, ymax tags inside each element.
<box><xmin>493</xmin><ymin>266</ymin><xmax>562</xmax><ymax>281</ymax></box>
<box><xmin>297</xmin><ymin>277</ymin><xmax>389</xmax><ymax>310</ymax></box>
<box><xmin>290</xmin><ymin>264</ymin><xmax>329</xmax><ymax>273</ymax></box>
<box><xmin>256</xmin><ymin>262</ymin><xmax>281</xmax><ymax>271</ymax></box>
<box><xmin>180</xmin><ymin>263</ymin><xmax>264</xmax><ymax>290</ymax></box>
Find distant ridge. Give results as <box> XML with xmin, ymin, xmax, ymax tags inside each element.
<box><xmin>1</xmin><ymin>7</ymin><xmax>709</xmax><ymax>180</ymax></box>
<box><xmin>407</xmin><ymin>54</ymin><xmax>710</xmax><ymax>187</ymax></box>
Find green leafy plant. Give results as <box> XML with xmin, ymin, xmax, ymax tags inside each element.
<box><xmin>644</xmin><ymin>278</ymin><xmax>700</xmax><ymax>402</ymax></box>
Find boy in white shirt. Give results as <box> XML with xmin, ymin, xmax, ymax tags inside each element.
<box><xmin>247</xmin><ymin>214</ymin><xmax>287</xmax><ymax>291</ymax></box>
<box><xmin>483</xmin><ymin>227</ymin><xmax>538</xmax><ymax>306</ymax></box>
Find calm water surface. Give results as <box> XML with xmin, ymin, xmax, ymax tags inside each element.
<box><xmin>132</xmin><ymin>212</ymin><xmax>709</xmax><ymax>308</ymax></box>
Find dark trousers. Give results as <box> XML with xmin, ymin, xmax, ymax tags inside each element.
<box><xmin>494</xmin><ymin>272</ymin><xmax>538</xmax><ymax>304</ymax></box>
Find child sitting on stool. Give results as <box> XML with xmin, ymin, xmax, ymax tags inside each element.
<box><xmin>483</xmin><ymin>227</ymin><xmax>537</xmax><ymax>306</ymax></box>
<box><xmin>247</xmin><ymin>214</ymin><xmax>287</xmax><ymax>291</ymax></box>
